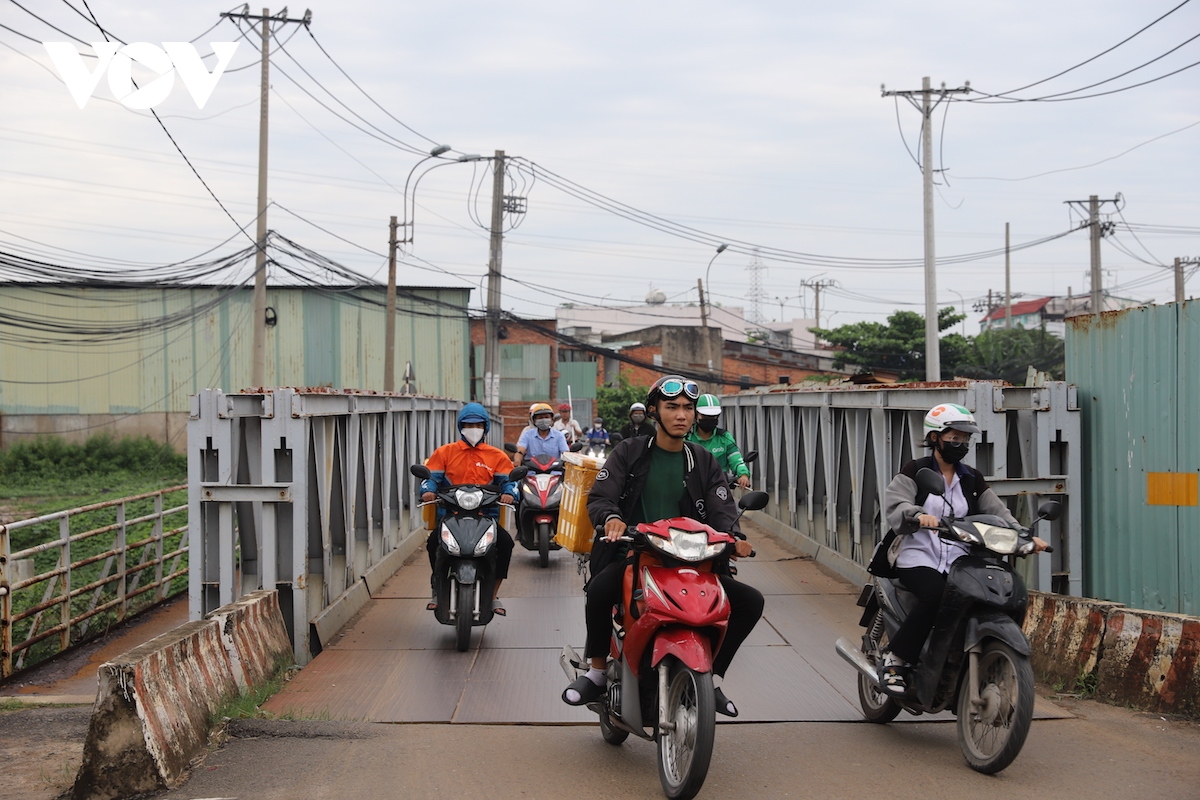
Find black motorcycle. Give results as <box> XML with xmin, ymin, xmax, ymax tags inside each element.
<box><xmin>410</xmin><ymin>463</ymin><xmax>527</xmax><ymax>651</ymax></box>
<box><xmin>835</xmin><ymin>467</ymin><xmax>1061</xmax><ymax>774</ymax></box>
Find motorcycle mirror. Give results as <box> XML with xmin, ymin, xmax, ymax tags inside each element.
<box><xmin>409</xmin><ymin>463</ymin><xmax>431</xmax><ymax>480</ymax></box>
<box><xmin>743</xmin><ymin>451</ymin><xmax>759</xmax><ymax>465</ymax></box>
<box><xmin>570</xmin><ymin>441</ymin><xmax>585</xmax><ymax>452</ymax></box>
<box><xmin>915</xmin><ymin>467</ymin><xmax>945</xmax><ymax>497</ymax></box>
<box><xmin>609</xmin><ymin>433</ymin><xmax>624</xmax><ymax>444</ymax></box>
<box><xmin>1036</xmin><ymin>500</ymin><xmax>1062</xmax><ymax>522</ymax></box>
<box><xmin>503</xmin><ymin>442</ymin><xmax>518</xmax><ymax>454</ymax></box>
<box><xmin>508</xmin><ymin>466</ymin><xmax>530</xmax><ymax>483</ymax></box>
<box><xmin>738</xmin><ymin>490</ymin><xmax>769</xmax><ymax>512</ymax></box>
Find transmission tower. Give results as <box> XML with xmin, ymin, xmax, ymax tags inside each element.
<box><xmin>745</xmin><ymin>249</ymin><xmax>767</xmax><ymax>325</ymax></box>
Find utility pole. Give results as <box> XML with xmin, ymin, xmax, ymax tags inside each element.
<box><xmin>801</xmin><ymin>278</ymin><xmax>836</xmax><ymax>346</ymax></box>
<box><xmin>1177</xmin><ymin>257</ymin><xmax>1200</xmax><ymax>302</ymax></box>
<box><xmin>221</xmin><ymin>6</ymin><xmax>312</xmax><ymax>387</ymax></box>
<box><xmin>882</xmin><ymin>77</ymin><xmax>970</xmax><ymax>381</ymax></box>
<box><xmin>1064</xmin><ymin>194</ymin><xmax>1119</xmax><ymax>314</ymax></box>
<box><xmin>1004</xmin><ymin>223</ymin><xmax>1012</xmax><ymax>329</ymax></box>
<box><xmin>483</xmin><ymin>150</ymin><xmax>506</xmax><ymax>416</ymax></box>
<box><xmin>384</xmin><ymin>216</ymin><xmax>398</xmax><ymax>392</ymax></box>
<box><xmin>697</xmin><ymin>278</ymin><xmax>712</xmax><ymax>371</ymax></box>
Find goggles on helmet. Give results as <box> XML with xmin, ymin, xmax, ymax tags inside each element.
<box><xmin>657</xmin><ymin>378</ymin><xmax>700</xmax><ymax>401</ymax></box>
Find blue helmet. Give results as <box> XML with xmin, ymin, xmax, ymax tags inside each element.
<box><xmin>457</xmin><ymin>402</ymin><xmax>490</xmax><ymax>435</ymax></box>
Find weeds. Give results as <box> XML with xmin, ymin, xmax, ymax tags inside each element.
<box><xmin>209</xmin><ymin>659</ymin><xmax>299</xmax><ymax>725</ymax></box>
<box><xmin>0</xmin><ymin>434</ymin><xmax>185</xmax><ymax>501</ymax></box>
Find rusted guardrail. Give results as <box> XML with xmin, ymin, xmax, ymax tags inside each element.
<box><xmin>0</xmin><ymin>485</ymin><xmax>188</xmax><ymax>679</ymax></box>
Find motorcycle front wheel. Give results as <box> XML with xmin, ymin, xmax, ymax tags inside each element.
<box><xmin>956</xmin><ymin>640</ymin><xmax>1034</xmax><ymax>774</ymax></box>
<box><xmin>538</xmin><ymin>521</ymin><xmax>551</xmax><ymax>568</ymax></box>
<box><xmin>858</xmin><ymin>610</ymin><xmax>901</xmax><ymax>724</ymax></box>
<box><xmin>454</xmin><ymin>582</ymin><xmax>475</xmax><ymax>652</ymax></box>
<box><xmin>656</xmin><ymin>659</ymin><xmax>715</xmax><ymax>800</ymax></box>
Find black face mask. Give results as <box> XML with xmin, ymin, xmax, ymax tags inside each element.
<box><xmin>697</xmin><ymin>418</ymin><xmax>719</xmax><ymax>433</ymax></box>
<box><xmin>937</xmin><ymin>440</ymin><xmax>970</xmax><ymax>464</ymax></box>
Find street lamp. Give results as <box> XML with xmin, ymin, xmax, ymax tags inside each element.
<box><xmin>948</xmin><ymin>289</ymin><xmax>968</xmax><ymax>337</ymax></box>
<box><xmin>700</xmin><ymin>243</ymin><xmax>728</xmax><ymax>375</ymax></box>
<box><xmin>400</xmin><ymin>146</ymin><xmax>483</xmax><ymax>246</ymax></box>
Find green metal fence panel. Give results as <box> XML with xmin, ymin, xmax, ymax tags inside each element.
<box><xmin>472</xmin><ymin>344</ymin><xmax>551</xmax><ymax>401</ymax></box>
<box><xmin>1066</xmin><ymin>302</ymin><xmax>1199</xmax><ymax>613</ymax></box>
<box><xmin>557</xmin><ymin>361</ymin><xmax>597</xmax><ymax>399</ymax></box>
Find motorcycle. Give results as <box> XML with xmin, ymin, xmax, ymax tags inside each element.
<box><xmin>835</xmin><ymin>467</ymin><xmax>1061</xmax><ymax>774</ymax></box>
<box><xmin>409</xmin><ymin>462</ymin><xmax>528</xmax><ymax>652</ymax></box>
<box><xmin>504</xmin><ymin>442</ymin><xmax>578</xmax><ymax>568</ymax></box>
<box><xmin>561</xmin><ymin>490</ymin><xmax>770</xmax><ymax>800</ymax></box>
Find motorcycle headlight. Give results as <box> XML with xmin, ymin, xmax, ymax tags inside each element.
<box><xmin>473</xmin><ymin>524</ymin><xmax>496</xmax><ymax>556</ymax></box>
<box><xmin>647</xmin><ymin>527</ymin><xmax>726</xmax><ymax>562</ymax></box>
<box><xmin>535</xmin><ymin>475</ymin><xmax>552</xmax><ymax>492</ymax></box>
<box><xmin>522</xmin><ymin>482</ymin><xmax>536</xmax><ymax>497</ymax></box>
<box><xmin>975</xmin><ymin>523</ymin><xmax>1020</xmax><ymax>554</ymax></box>
<box><xmin>455</xmin><ymin>488</ymin><xmax>483</xmax><ymax>511</ymax></box>
<box><xmin>440</xmin><ymin>525</ymin><xmax>461</xmax><ymax>555</ymax></box>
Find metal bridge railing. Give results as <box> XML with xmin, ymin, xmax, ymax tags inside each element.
<box><xmin>188</xmin><ymin>388</ymin><xmax>476</xmax><ymax>665</ymax></box>
<box><xmin>722</xmin><ymin>381</ymin><xmax>1081</xmax><ymax>595</ymax></box>
<box><xmin>0</xmin><ymin>486</ymin><xmax>188</xmax><ymax>678</ymax></box>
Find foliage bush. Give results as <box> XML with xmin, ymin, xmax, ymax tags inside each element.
<box><xmin>0</xmin><ymin>435</ymin><xmax>186</xmax><ymax>498</ymax></box>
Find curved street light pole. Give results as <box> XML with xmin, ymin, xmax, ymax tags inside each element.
<box><xmin>700</xmin><ymin>243</ymin><xmax>728</xmax><ymax>378</ymax></box>
<box><xmin>948</xmin><ymin>288</ymin><xmax>968</xmax><ymax>337</ymax></box>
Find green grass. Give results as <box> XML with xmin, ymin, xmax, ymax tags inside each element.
<box><xmin>0</xmin><ymin>434</ymin><xmax>185</xmax><ymax>503</ymax></box>
<box><xmin>209</xmin><ymin>660</ymin><xmax>301</xmax><ymax>724</ymax></box>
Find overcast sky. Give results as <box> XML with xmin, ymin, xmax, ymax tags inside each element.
<box><xmin>3</xmin><ymin>0</ymin><xmax>1198</xmax><ymax>333</ymax></box>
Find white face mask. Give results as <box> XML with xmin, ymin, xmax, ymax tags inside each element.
<box><xmin>461</xmin><ymin>427</ymin><xmax>485</xmax><ymax>445</ymax></box>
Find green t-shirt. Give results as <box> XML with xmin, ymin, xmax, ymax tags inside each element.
<box><xmin>638</xmin><ymin>444</ymin><xmax>686</xmax><ymax>524</ymax></box>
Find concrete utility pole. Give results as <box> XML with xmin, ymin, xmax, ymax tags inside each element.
<box><xmin>483</xmin><ymin>150</ymin><xmax>506</xmax><ymax>415</ymax></box>
<box><xmin>384</xmin><ymin>216</ymin><xmax>398</xmax><ymax>392</ymax></box>
<box><xmin>882</xmin><ymin>77</ymin><xmax>970</xmax><ymax>381</ymax></box>
<box><xmin>1005</xmin><ymin>223</ymin><xmax>1012</xmax><ymax>329</ymax></box>
<box><xmin>1177</xmin><ymin>257</ymin><xmax>1200</xmax><ymax>302</ymax></box>
<box><xmin>1064</xmin><ymin>194</ymin><xmax>1119</xmax><ymax>314</ymax></box>
<box><xmin>221</xmin><ymin>6</ymin><xmax>312</xmax><ymax>387</ymax></box>
<box><xmin>800</xmin><ymin>278</ymin><xmax>836</xmax><ymax>345</ymax></box>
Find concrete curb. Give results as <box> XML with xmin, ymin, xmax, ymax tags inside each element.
<box><xmin>1022</xmin><ymin>592</ymin><xmax>1124</xmax><ymax>689</ymax></box>
<box><xmin>69</xmin><ymin>590</ymin><xmax>293</xmax><ymax>800</ymax></box>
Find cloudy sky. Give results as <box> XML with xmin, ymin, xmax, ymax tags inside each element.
<box><xmin>3</xmin><ymin>0</ymin><xmax>1198</xmax><ymax>332</ymax></box>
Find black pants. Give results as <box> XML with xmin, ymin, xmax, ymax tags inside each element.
<box><xmin>426</xmin><ymin>523</ymin><xmax>514</xmax><ymax>580</ymax></box>
<box><xmin>584</xmin><ymin>560</ymin><xmax>765</xmax><ymax>677</ymax></box>
<box><xmin>888</xmin><ymin>566</ymin><xmax>947</xmax><ymax>664</ymax></box>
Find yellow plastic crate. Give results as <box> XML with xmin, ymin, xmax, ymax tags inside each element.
<box><xmin>555</xmin><ymin>453</ymin><xmax>604</xmax><ymax>554</ymax></box>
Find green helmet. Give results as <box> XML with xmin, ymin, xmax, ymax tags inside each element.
<box><xmin>696</xmin><ymin>394</ymin><xmax>722</xmax><ymax>417</ymax></box>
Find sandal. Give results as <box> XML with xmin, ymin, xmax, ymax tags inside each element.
<box><xmin>714</xmin><ymin>687</ymin><xmax>738</xmax><ymax>717</ymax></box>
<box><xmin>491</xmin><ymin>599</ymin><xmax>507</xmax><ymax>617</ymax></box>
<box><xmin>426</xmin><ymin>590</ymin><xmax>437</xmax><ymax>612</ymax></box>
<box><xmin>879</xmin><ymin>663</ymin><xmax>908</xmax><ymax>697</ymax></box>
<box><xmin>562</xmin><ymin>675</ymin><xmax>604</xmax><ymax>706</ymax></box>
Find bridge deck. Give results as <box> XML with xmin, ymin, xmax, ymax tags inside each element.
<box><xmin>262</xmin><ymin>523</ymin><xmax>1066</xmax><ymax>724</ymax></box>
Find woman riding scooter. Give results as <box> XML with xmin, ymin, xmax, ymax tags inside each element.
<box><xmin>878</xmin><ymin>403</ymin><xmax>1048</xmax><ymax>696</ymax></box>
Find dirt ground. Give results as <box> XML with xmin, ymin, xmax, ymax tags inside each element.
<box><xmin>0</xmin><ymin>703</ymin><xmax>90</xmax><ymax>800</ymax></box>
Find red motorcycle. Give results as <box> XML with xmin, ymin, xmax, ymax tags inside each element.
<box><xmin>505</xmin><ymin>443</ymin><xmax>577</xmax><ymax>568</ymax></box>
<box><xmin>561</xmin><ymin>491</ymin><xmax>768</xmax><ymax>800</ymax></box>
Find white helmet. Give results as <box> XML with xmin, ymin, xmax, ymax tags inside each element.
<box><xmin>629</xmin><ymin>402</ymin><xmax>646</xmax><ymax>416</ymax></box>
<box><xmin>924</xmin><ymin>403</ymin><xmax>980</xmax><ymax>436</ymax></box>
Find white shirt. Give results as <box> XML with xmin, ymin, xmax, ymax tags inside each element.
<box><xmin>553</xmin><ymin>417</ymin><xmax>583</xmax><ymax>444</ymax></box>
<box><xmin>894</xmin><ymin>469</ymin><xmax>971</xmax><ymax>573</ymax></box>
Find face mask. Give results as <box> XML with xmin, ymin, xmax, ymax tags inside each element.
<box><xmin>630</xmin><ymin>413</ymin><xmax>645</xmax><ymax>424</ymax></box>
<box><xmin>594</xmin><ymin>423</ymin><xmax>602</xmax><ymax>430</ymax></box>
<box><xmin>697</xmin><ymin>418</ymin><xmax>718</xmax><ymax>432</ymax></box>
<box><xmin>938</xmin><ymin>440</ymin><xmax>970</xmax><ymax>464</ymax></box>
<box><xmin>535</xmin><ymin>418</ymin><xmax>552</xmax><ymax>431</ymax></box>
<box><xmin>461</xmin><ymin>427</ymin><xmax>484</xmax><ymax>446</ymax></box>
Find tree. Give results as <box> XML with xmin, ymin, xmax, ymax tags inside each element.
<box><xmin>811</xmin><ymin>308</ymin><xmax>967</xmax><ymax>381</ymax></box>
<box><xmin>595</xmin><ymin>373</ymin><xmax>649</xmax><ymax>429</ymax></box>
<box><xmin>956</xmin><ymin>326</ymin><xmax>1065</xmax><ymax>384</ymax></box>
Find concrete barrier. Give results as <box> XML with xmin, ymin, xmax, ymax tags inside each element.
<box><xmin>70</xmin><ymin>590</ymin><xmax>293</xmax><ymax>800</ymax></box>
<box><xmin>1095</xmin><ymin>608</ymin><xmax>1200</xmax><ymax>716</ymax></box>
<box><xmin>1022</xmin><ymin>591</ymin><xmax>1124</xmax><ymax>689</ymax></box>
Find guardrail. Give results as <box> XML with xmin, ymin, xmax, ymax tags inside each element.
<box><xmin>0</xmin><ymin>485</ymin><xmax>188</xmax><ymax>679</ymax></box>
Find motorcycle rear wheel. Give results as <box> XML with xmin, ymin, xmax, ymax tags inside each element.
<box><xmin>454</xmin><ymin>583</ymin><xmax>474</xmax><ymax>652</ymax></box>
<box><xmin>656</xmin><ymin>659</ymin><xmax>715</xmax><ymax>800</ymax></box>
<box><xmin>538</xmin><ymin>521</ymin><xmax>550</xmax><ymax>568</ymax></box>
<box><xmin>858</xmin><ymin>610</ymin><xmax>902</xmax><ymax>723</ymax></box>
<box><xmin>957</xmin><ymin>640</ymin><xmax>1034</xmax><ymax>774</ymax></box>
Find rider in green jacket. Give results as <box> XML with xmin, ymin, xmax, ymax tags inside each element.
<box><xmin>685</xmin><ymin>394</ymin><xmax>751</xmax><ymax>488</ymax></box>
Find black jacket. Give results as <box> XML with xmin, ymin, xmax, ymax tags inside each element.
<box><xmin>587</xmin><ymin>436</ymin><xmax>741</xmax><ymax>574</ymax></box>
<box><xmin>618</xmin><ymin>420</ymin><xmax>656</xmax><ymax>440</ymax></box>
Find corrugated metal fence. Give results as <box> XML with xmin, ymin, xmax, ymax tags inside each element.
<box><xmin>721</xmin><ymin>381</ymin><xmax>1081</xmax><ymax>595</ymax></box>
<box><xmin>1066</xmin><ymin>301</ymin><xmax>1199</xmax><ymax>614</ymax></box>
